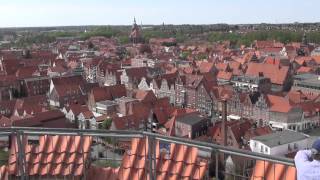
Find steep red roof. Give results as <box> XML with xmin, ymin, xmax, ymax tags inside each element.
<box><xmin>134</xmin><ymin>90</ymin><xmax>157</xmax><ymax>103</ymax></box>
<box><xmin>12</xmin><ymin>110</ymin><xmax>69</xmax><ymax>128</ymax></box>
<box><xmin>264</xmin><ymin>56</ymin><xmax>280</xmax><ymax>66</ymax></box>
<box><xmin>217</xmin><ymin>71</ymin><xmax>232</xmax><ymax>81</ymax></box>
<box><xmin>251</xmin><ymin>160</ymin><xmax>296</xmax><ymax>180</ymax></box>
<box><xmin>91</xmin><ymin>84</ymin><xmax>126</xmax><ymax>102</ymax></box>
<box><xmin>198</xmin><ymin>62</ymin><xmax>214</xmax><ymax>73</ymax></box>
<box><xmin>0</xmin><ymin>115</ymin><xmax>11</xmax><ymax>127</ymax></box>
<box><xmin>267</xmin><ymin>95</ymin><xmax>292</xmax><ymax>113</ymax></box>
<box><xmin>9</xmin><ymin>135</ymin><xmax>92</xmax><ymax>178</ymax></box>
<box><xmin>297</xmin><ymin>66</ymin><xmax>313</xmax><ymax>74</ymax></box>
<box><xmin>117</xmin><ymin>138</ymin><xmax>208</xmax><ymax>180</ymax></box>
<box><xmin>15</xmin><ymin>66</ymin><xmax>38</xmax><ymax>79</ymax></box>
<box><xmin>246</xmin><ymin>63</ymin><xmax>289</xmax><ymax>85</ymax></box>
<box><xmin>216</xmin><ymin>63</ymin><xmax>229</xmax><ymax>71</ymax></box>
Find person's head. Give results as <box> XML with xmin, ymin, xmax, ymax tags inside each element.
<box><xmin>311</xmin><ymin>139</ymin><xmax>320</xmax><ymax>161</ymax></box>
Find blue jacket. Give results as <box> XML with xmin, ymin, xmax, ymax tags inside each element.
<box><xmin>295</xmin><ymin>150</ymin><xmax>320</xmax><ymax>180</ymax></box>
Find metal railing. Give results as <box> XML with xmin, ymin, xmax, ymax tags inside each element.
<box><xmin>0</xmin><ymin>127</ymin><xmax>295</xmax><ymax>180</ymax></box>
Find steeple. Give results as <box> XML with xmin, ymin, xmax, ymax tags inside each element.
<box><xmin>302</xmin><ymin>31</ymin><xmax>307</xmax><ymax>45</ymax></box>
<box><xmin>130</xmin><ymin>17</ymin><xmax>142</xmax><ymax>44</ymax></box>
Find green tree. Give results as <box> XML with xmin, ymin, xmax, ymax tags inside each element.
<box><xmin>101</xmin><ymin>117</ymin><xmax>112</xmax><ymax>130</ymax></box>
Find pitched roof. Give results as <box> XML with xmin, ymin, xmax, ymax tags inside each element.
<box><xmin>8</xmin><ymin>135</ymin><xmax>92</xmax><ymax>177</ymax></box>
<box><xmin>91</xmin><ymin>84</ymin><xmax>126</xmax><ymax>102</ymax></box>
<box><xmin>12</xmin><ymin>110</ymin><xmax>69</xmax><ymax>128</ymax></box>
<box><xmin>185</xmin><ymin>74</ymin><xmax>204</xmax><ymax>88</ymax></box>
<box><xmin>251</xmin><ymin>160</ymin><xmax>296</xmax><ymax>180</ymax></box>
<box><xmin>112</xmin><ymin>114</ymin><xmax>140</xmax><ymax>130</ymax></box>
<box><xmin>267</xmin><ymin>95</ymin><xmax>292</xmax><ymax>113</ymax></box>
<box><xmin>198</xmin><ymin>62</ymin><xmax>214</xmax><ymax>73</ymax></box>
<box><xmin>117</xmin><ymin>138</ymin><xmax>208</xmax><ymax>180</ymax></box>
<box><xmin>124</xmin><ymin>67</ymin><xmax>147</xmax><ymax>80</ymax></box>
<box><xmin>217</xmin><ymin>71</ymin><xmax>233</xmax><ymax>81</ymax></box>
<box><xmin>264</xmin><ymin>56</ymin><xmax>280</xmax><ymax>66</ymax></box>
<box><xmin>216</xmin><ymin>63</ymin><xmax>229</xmax><ymax>71</ymax></box>
<box><xmin>0</xmin><ymin>115</ymin><xmax>11</xmax><ymax>127</ymax></box>
<box><xmin>297</xmin><ymin>66</ymin><xmax>313</xmax><ymax>74</ymax></box>
<box><xmin>134</xmin><ymin>90</ymin><xmax>157</xmax><ymax>103</ymax></box>
<box><xmin>246</xmin><ymin>63</ymin><xmax>289</xmax><ymax>85</ymax></box>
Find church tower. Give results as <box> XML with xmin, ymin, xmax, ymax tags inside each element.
<box><xmin>302</xmin><ymin>31</ymin><xmax>308</xmax><ymax>45</ymax></box>
<box><xmin>129</xmin><ymin>17</ymin><xmax>142</xmax><ymax>44</ymax></box>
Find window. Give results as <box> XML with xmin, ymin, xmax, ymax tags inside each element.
<box><xmin>260</xmin><ymin>145</ymin><xmax>263</xmax><ymax>153</ymax></box>
<box><xmin>265</xmin><ymin>147</ymin><xmax>268</xmax><ymax>153</ymax></box>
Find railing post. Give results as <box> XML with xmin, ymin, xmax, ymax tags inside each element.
<box><xmin>16</xmin><ymin>131</ymin><xmax>26</xmax><ymax>180</ymax></box>
<box><xmin>148</xmin><ymin>136</ymin><xmax>156</xmax><ymax>180</ymax></box>
<box><xmin>215</xmin><ymin>151</ymin><xmax>219</xmax><ymax>180</ymax></box>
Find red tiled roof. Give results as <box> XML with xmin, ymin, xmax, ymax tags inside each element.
<box><xmin>255</xmin><ymin>40</ymin><xmax>275</xmax><ymax>49</ymax></box>
<box><xmin>297</xmin><ymin>66</ymin><xmax>313</xmax><ymax>74</ymax></box>
<box><xmin>12</xmin><ymin>110</ymin><xmax>69</xmax><ymax>128</ymax></box>
<box><xmin>198</xmin><ymin>62</ymin><xmax>214</xmax><ymax>73</ymax></box>
<box><xmin>0</xmin><ymin>115</ymin><xmax>11</xmax><ymax>127</ymax></box>
<box><xmin>9</xmin><ymin>135</ymin><xmax>92</xmax><ymax>177</ymax></box>
<box><xmin>217</xmin><ymin>71</ymin><xmax>232</xmax><ymax>81</ymax></box>
<box><xmin>312</xmin><ymin>56</ymin><xmax>320</xmax><ymax>64</ymax></box>
<box><xmin>267</xmin><ymin>95</ymin><xmax>292</xmax><ymax>113</ymax></box>
<box><xmin>216</xmin><ymin>63</ymin><xmax>229</xmax><ymax>71</ymax></box>
<box><xmin>117</xmin><ymin>138</ymin><xmax>208</xmax><ymax>180</ymax></box>
<box><xmin>15</xmin><ymin>66</ymin><xmax>38</xmax><ymax>79</ymax></box>
<box><xmin>91</xmin><ymin>84</ymin><xmax>126</xmax><ymax>102</ymax></box>
<box><xmin>246</xmin><ymin>63</ymin><xmax>289</xmax><ymax>85</ymax></box>
<box><xmin>134</xmin><ymin>90</ymin><xmax>157</xmax><ymax>103</ymax></box>
<box><xmin>112</xmin><ymin>114</ymin><xmax>140</xmax><ymax>130</ymax></box>
<box><xmin>251</xmin><ymin>160</ymin><xmax>296</xmax><ymax>180</ymax></box>
<box><xmin>264</xmin><ymin>56</ymin><xmax>280</xmax><ymax>66</ymax></box>
<box><xmin>68</xmin><ymin>104</ymin><xmax>89</xmax><ymax>116</ymax></box>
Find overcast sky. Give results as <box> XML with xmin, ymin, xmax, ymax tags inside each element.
<box><xmin>0</xmin><ymin>0</ymin><xmax>319</xmax><ymax>27</ymax></box>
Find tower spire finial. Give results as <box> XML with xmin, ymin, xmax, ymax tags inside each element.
<box><xmin>134</xmin><ymin>17</ymin><xmax>136</xmax><ymax>24</ymax></box>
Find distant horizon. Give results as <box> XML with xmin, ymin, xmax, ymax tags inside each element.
<box><xmin>0</xmin><ymin>0</ymin><xmax>319</xmax><ymax>28</ymax></box>
<box><xmin>0</xmin><ymin>21</ymin><xmax>320</xmax><ymax>29</ymax></box>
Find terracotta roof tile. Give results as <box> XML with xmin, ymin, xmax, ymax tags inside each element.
<box><xmin>267</xmin><ymin>95</ymin><xmax>292</xmax><ymax>113</ymax></box>
<box><xmin>198</xmin><ymin>62</ymin><xmax>214</xmax><ymax>73</ymax></box>
<box><xmin>217</xmin><ymin>71</ymin><xmax>233</xmax><ymax>81</ymax></box>
<box><xmin>297</xmin><ymin>66</ymin><xmax>313</xmax><ymax>74</ymax></box>
<box><xmin>8</xmin><ymin>135</ymin><xmax>92</xmax><ymax>178</ymax></box>
<box><xmin>116</xmin><ymin>138</ymin><xmax>208</xmax><ymax>180</ymax></box>
<box><xmin>246</xmin><ymin>63</ymin><xmax>289</xmax><ymax>85</ymax></box>
<box><xmin>251</xmin><ymin>160</ymin><xmax>296</xmax><ymax>180</ymax></box>
<box><xmin>91</xmin><ymin>84</ymin><xmax>126</xmax><ymax>102</ymax></box>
